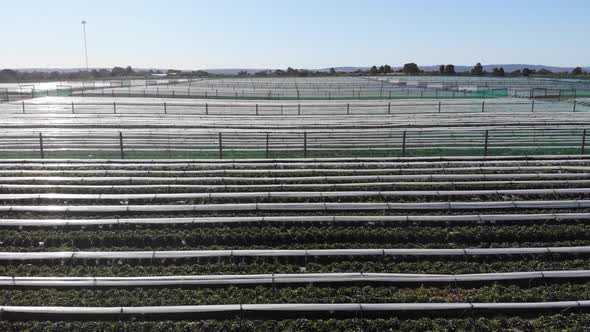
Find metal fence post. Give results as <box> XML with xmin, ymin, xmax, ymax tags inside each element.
<box><xmin>438</xmin><ymin>101</ymin><xmax>441</xmax><ymax>113</ymax></box>
<box><xmin>218</xmin><ymin>132</ymin><xmax>223</xmax><ymax>159</ymax></box>
<box><xmin>387</xmin><ymin>102</ymin><xmax>391</xmax><ymax>115</ymax></box>
<box><xmin>574</xmin><ymin>100</ymin><xmax>577</xmax><ymax>113</ymax></box>
<box><xmin>481</xmin><ymin>101</ymin><xmax>485</xmax><ymax>113</ymax></box>
<box><xmin>113</xmin><ymin>102</ymin><xmax>117</xmax><ymax>114</ymax></box>
<box><xmin>206</xmin><ymin>103</ymin><xmax>209</xmax><ymax>115</ymax></box>
<box><xmin>531</xmin><ymin>100</ymin><xmax>535</xmax><ymax>112</ymax></box>
<box><xmin>298</xmin><ymin>104</ymin><xmax>301</xmax><ymax>115</ymax></box>
<box><xmin>119</xmin><ymin>132</ymin><xmax>124</xmax><ymax>159</ymax></box>
<box><xmin>265</xmin><ymin>132</ymin><xmax>269</xmax><ymax>159</ymax></box>
<box><xmin>256</xmin><ymin>104</ymin><xmax>259</xmax><ymax>116</ymax></box>
<box><xmin>582</xmin><ymin>129</ymin><xmax>587</xmax><ymax>154</ymax></box>
<box><xmin>347</xmin><ymin>103</ymin><xmax>350</xmax><ymax>115</ymax></box>
<box><xmin>39</xmin><ymin>133</ymin><xmax>44</xmax><ymax>159</ymax></box>
<box><xmin>484</xmin><ymin>130</ymin><xmax>489</xmax><ymax>157</ymax></box>
<box><xmin>71</xmin><ymin>102</ymin><xmax>75</xmax><ymax>114</ymax></box>
<box><xmin>164</xmin><ymin>102</ymin><xmax>167</xmax><ymax>114</ymax></box>
<box><xmin>22</xmin><ymin>101</ymin><xmax>25</xmax><ymax>114</ymax></box>
<box><xmin>303</xmin><ymin>132</ymin><xmax>307</xmax><ymax>158</ymax></box>
<box><xmin>398</xmin><ymin>131</ymin><xmax>405</xmax><ymax>157</ymax></box>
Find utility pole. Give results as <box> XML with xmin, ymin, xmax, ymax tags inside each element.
<box><xmin>81</xmin><ymin>20</ymin><xmax>89</xmax><ymax>71</ymax></box>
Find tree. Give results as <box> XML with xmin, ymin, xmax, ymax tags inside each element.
<box><xmin>329</xmin><ymin>68</ymin><xmax>336</xmax><ymax>75</ymax></box>
<box><xmin>439</xmin><ymin>65</ymin><xmax>445</xmax><ymax>74</ymax></box>
<box><xmin>111</xmin><ymin>67</ymin><xmax>126</xmax><ymax>77</ymax></box>
<box><xmin>125</xmin><ymin>66</ymin><xmax>134</xmax><ymax>75</ymax></box>
<box><xmin>382</xmin><ymin>65</ymin><xmax>392</xmax><ymax>74</ymax></box>
<box><xmin>537</xmin><ymin>69</ymin><xmax>552</xmax><ymax>75</ymax></box>
<box><xmin>0</xmin><ymin>69</ymin><xmax>18</xmax><ymax>82</ymax></box>
<box><xmin>471</xmin><ymin>63</ymin><xmax>484</xmax><ymax>75</ymax></box>
<box><xmin>238</xmin><ymin>70</ymin><xmax>249</xmax><ymax>76</ymax></box>
<box><xmin>522</xmin><ymin>68</ymin><xmax>532</xmax><ymax>77</ymax></box>
<box><xmin>492</xmin><ymin>67</ymin><xmax>505</xmax><ymax>77</ymax></box>
<box><xmin>286</xmin><ymin>67</ymin><xmax>297</xmax><ymax>76</ymax></box>
<box><xmin>445</xmin><ymin>64</ymin><xmax>455</xmax><ymax>75</ymax></box>
<box><xmin>402</xmin><ymin>63</ymin><xmax>420</xmax><ymax>75</ymax></box>
<box><xmin>369</xmin><ymin>66</ymin><xmax>379</xmax><ymax>75</ymax></box>
<box><xmin>511</xmin><ymin>70</ymin><xmax>522</xmax><ymax>77</ymax></box>
<box><xmin>572</xmin><ymin>67</ymin><xmax>584</xmax><ymax>75</ymax></box>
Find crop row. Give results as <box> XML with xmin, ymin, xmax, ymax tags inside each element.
<box><xmin>2</xmin><ymin>166</ymin><xmax>589</xmax><ymax>176</ymax></box>
<box><xmin>2</xmin><ymin>257</ymin><xmax>590</xmax><ymax>276</ymax></box>
<box><xmin>3</xmin><ymin>208</ymin><xmax>589</xmax><ymax>220</ymax></box>
<box><xmin>2</xmin><ymin>158</ymin><xmax>589</xmax><ymax>169</ymax></box>
<box><xmin>0</xmin><ymin>314</ymin><xmax>587</xmax><ymax>332</ymax></box>
<box><xmin>1</xmin><ymin>190</ymin><xmax>590</xmax><ymax>205</ymax></box>
<box><xmin>1</xmin><ymin>224</ymin><xmax>590</xmax><ymax>250</ymax></box>
<box><xmin>2</xmin><ymin>213</ymin><xmax>590</xmax><ymax>228</ymax></box>
<box><xmin>2</xmin><ymin>283</ymin><xmax>590</xmax><ymax>306</ymax></box>
<box><xmin>6</xmin><ymin>180</ymin><xmax>590</xmax><ymax>194</ymax></box>
<box><xmin>3</xmin><ymin>173</ymin><xmax>590</xmax><ymax>184</ymax></box>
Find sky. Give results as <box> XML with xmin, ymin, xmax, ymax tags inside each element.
<box><xmin>1</xmin><ymin>0</ymin><xmax>589</xmax><ymax>70</ymax></box>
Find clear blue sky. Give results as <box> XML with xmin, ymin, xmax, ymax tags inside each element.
<box><xmin>2</xmin><ymin>0</ymin><xmax>588</xmax><ymax>69</ymax></box>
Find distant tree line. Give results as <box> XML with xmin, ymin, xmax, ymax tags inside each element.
<box><xmin>1</xmin><ymin>63</ymin><xmax>587</xmax><ymax>83</ymax></box>
<box><xmin>0</xmin><ymin>66</ymin><xmax>210</xmax><ymax>83</ymax></box>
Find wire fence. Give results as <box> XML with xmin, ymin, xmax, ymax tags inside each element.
<box><xmin>5</xmin><ymin>99</ymin><xmax>587</xmax><ymax>115</ymax></box>
<box><xmin>0</xmin><ymin>128</ymin><xmax>587</xmax><ymax>159</ymax></box>
<box><xmin>77</xmin><ymin>86</ymin><xmax>509</xmax><ymax>100</ymax></box>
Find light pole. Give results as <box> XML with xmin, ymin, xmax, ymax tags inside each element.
<box><xmin>81</xmin><ymin>20</ymin><xmax>89</xmax><ymax>71</ymax></box>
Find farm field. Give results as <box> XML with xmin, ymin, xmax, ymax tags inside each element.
<box><xmin>2</xmin><ymin>76</ymin><xmax>590</xmax><ymax>330</ymax></box>
<box><xmin>0</xmin><ymin>88</ymin><xmax>589</xmax><ymax>159</ymax></box>
<box><xmin>1</xmin><ymin>156</ymin><xmax>590</xmax><ymax>329</ymax></box>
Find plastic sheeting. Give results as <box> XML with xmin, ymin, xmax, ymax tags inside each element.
<box><xmin>0</xmin><ymin>188</ymin><xmax>589</xmax><ymax>201</ymax></box>
<box><xmin>0</xmin><ymin>246</ymin><xmax>587</xmax><ymax>261</ymax></box>
<box><xmin>1</xmin><ymin>301</ymin><xmax>590</xmax><ymax>316</ymax></box>
<box><xmin>0</xmin><ymin>270</ymin><xmax>588</xmax><ymax>287</ymax></box>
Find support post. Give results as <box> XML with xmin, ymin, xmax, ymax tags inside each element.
<box><xmin>22</xmin><ymin>101</ymin><xmax>25</xmax><ymax>114</ymax></box>
<box><xmin>347</xmin><ymin>103</ymin><xmax>350</xmax><ymax>115</ymax></box>
<box><xmin>531</xmin><ymin>100</ymin><xmax>535</xmax><ymax>112</ymax></box>
<box><xmin>218</xmin><ymin>132</ymin><xmax>223</xmax><ymax>159</ymax></box>
<box><xmin>574</xmin><ymin>100</ymin><xmax>577</xmax><ymax>113</ymax></box>
<box><xmin>164</xmin><ymin>102</ymin><xmax>167</xmax><ymax>114</ymax></box>
<box><xmin>39</xmin><ymin>133</ymin><xmax>44</xmax><ymax>159</ymax></box>
<box><xmin>303</xmin><ymin>132</ymin><xmax>307</xmax><ymax>158</ymax></box>
<box><xmin>71</xmin><ymin>102</ymin><xmax>75</xmax><ymax>114</ymax></box>
<box><xmin>256</xmin><ymin>104</ymin><xmax>259</xmax><ymax>116</ymax></box>
<box><xmin>265</xmin><ymin>132</ymin><xmax>269</xmax><ymax>159</ymax></box>
<box><xmin>119</xmin><ymin>132</ymin><xmax>124</xmax><ymax>159</ymax></box>
<box><xmin>402</xmin><ymin>131</ymin><xmax>407</xmax><ymax>157</ymax></box>
<box><xmin>113</xmin><ymin>102</ymin><xmax>117</xmax><ymax>114</ymax></box>
<box><xmin>481</xmin><ymin>101</ymin><xmax>485</xmax><ymax>113</ymax></box>
<box><xmin>484</xmin><ymin>130</ymin><xmax>489</xmax><ymax>157</ymax></box>
<box><xmin>387</xmin><ymin>102</ymin><xmax>391</xmax><ymax>115</ymax></box>
<box><xmin>206</xmin><ymin>103</ymin><xmax>209</xmax><ymax>115</ymax></box>
<box><xmin>298</xmin><ymin>104</ymin><xmax>301</xmax><ymax>115</ymax></box>
<box><xmin>582</xmin><ymin>129</ymin><xmax>587</xmax><ymax>154</ymax></box>
<box><xmin>438</xmin><ymin>101</ymin><xmax>441</xmax><ymax>113</ymax></box>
